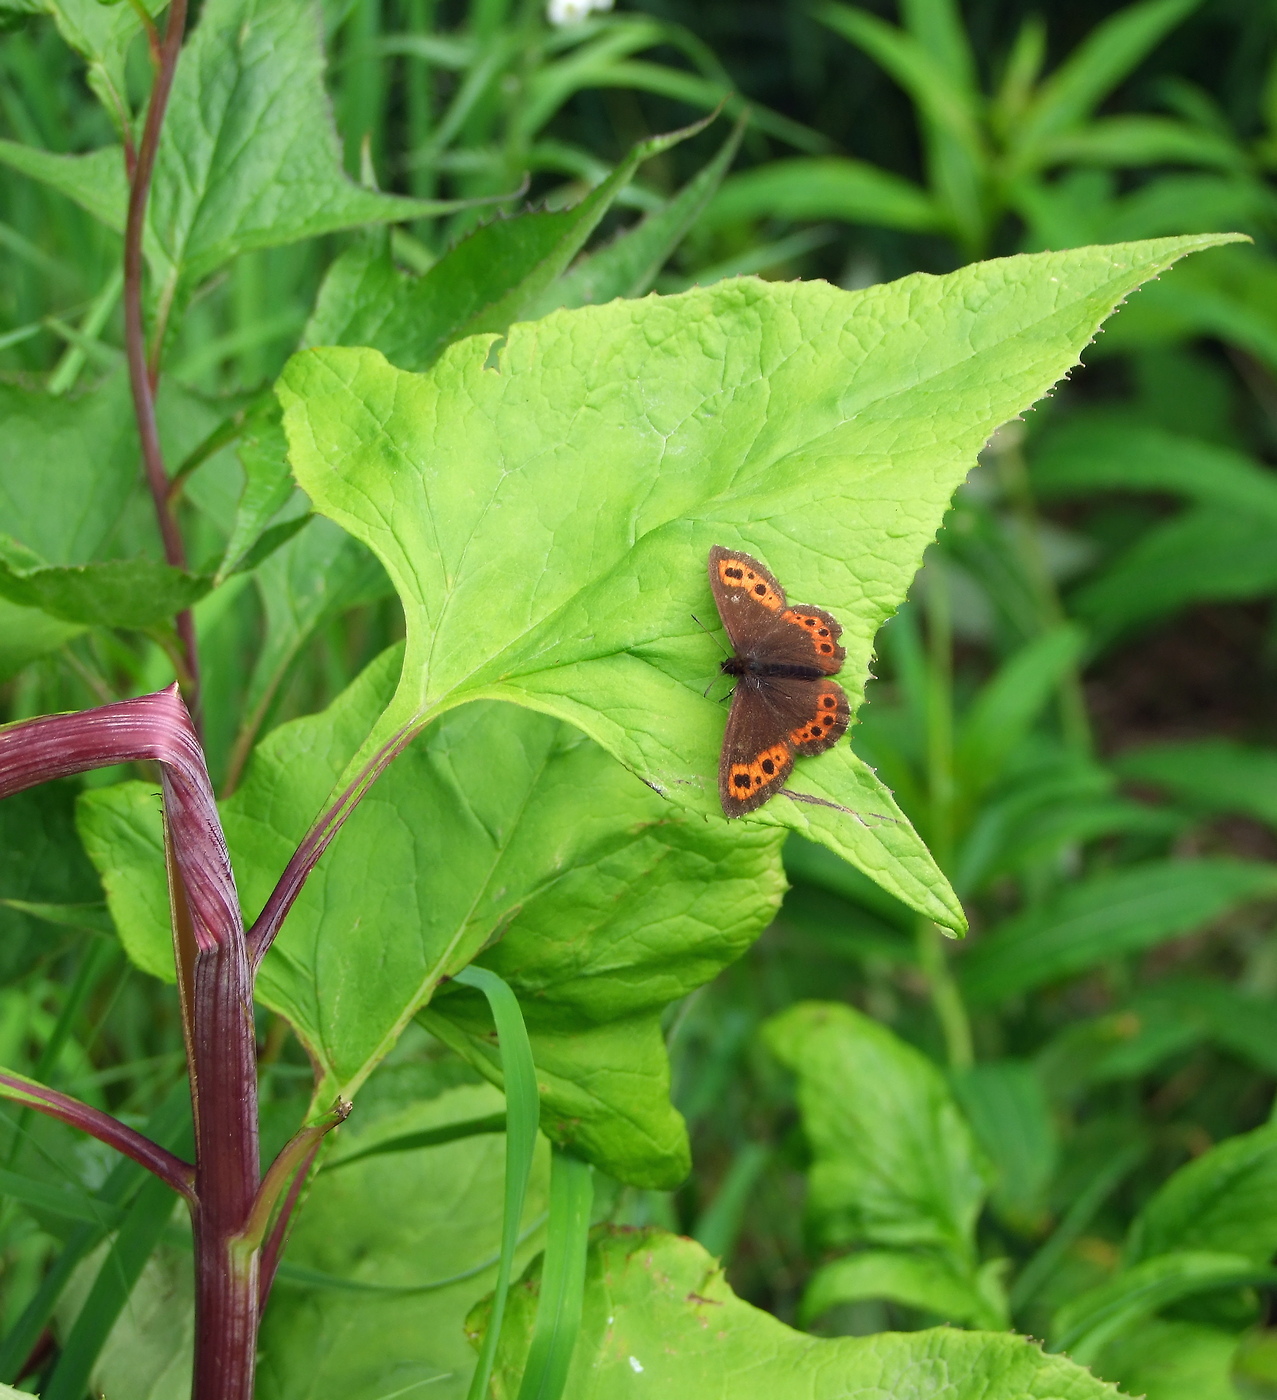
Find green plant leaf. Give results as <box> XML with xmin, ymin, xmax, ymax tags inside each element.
<box><xmin>800</xmin><ymin>1248</ymin><xmax>1002</xmax><ymax>1330</ymax></box>
<box><xmin>0</xmin><ymin>541</ymin><xmax>212</xmax><ymax>629</ymax></box>
<box><xmin>953</xmin><ymin>625</ymin><xmax>1086</xmax><ymax>798</ymax></box>
<box><xmin>1014</xmin><ymin>0</ymin><xmax>1203</xmax><ymax>162</ymax></box>
<box><xmin>55</xmin><ymin>1230</ymin><xmax>194</xmax><ymax>1400</ymax></box>
<box><xmin>487</xmin><ymin>1227</ymin><xmax>1120</xmax><ymax>1399</ymax></box>
<box><xmin>41</xmin><ymin>0</ymin><xmax>168</xmax><ymax>138</ymax></box>
<box><xmin>1031</xmin><ymin>420</ymin><xmax>1277</xmax><ymax>521</ymax></box>
<box><xmin>764</xmin><ymin>1002</ymin><xmax>989</xmax><ymax>1264</ymax></box>
<box><xmin>1097</xmin><ymin>242</ymin><xmax>1277</xmax><ymax>368</ymax></box>
<box><xmin>0</xmin><ymin>375</ymin><xmax>141</xmax><ymax>564</ymax></box>
<box><xmin>75</xmin><ymin>785</ymin><xmax>170</xmax><ymax>984</ymax></box>
<box><xmin>960</xmin><ymin>859</ymin><xmax>1277</xmax><ymax>1005</ymax></box>
<box><xmin>704</xmin><ymin>156</ymin><xmax>943</xmax><ymax>233</ymax></box>
<box><xmin>453</xmin><ymin>965</ymin><xmax>540</xmax><ymax>1400</ymax></box>
<box><xmin>1097</xmin><ymin>1318</ymin><xmax>1242</xmax><ymax>1400</ymax></box>
<box><xmin>279</xmin><ymin>239</ymin><xmax>1237</xmax><ymax>930</ymax></box>
<box><xmin>0</xmin><ymin>140</ymin><xmax>128</xmax><ymax>232</ymax></box>
<box><xmin>515</xmin><ymin>1150</ymin><xmax>593</xmax><ymax>1400</ymax></box>
<box><xmin>80</xmin><ymin>647</ymin><xmax>783</xmax><ymax>1186</ymax></box>
<box><xmin>142</xmin><ymin>0</ymin><xmax>482</xmax><ymax>296</ymax></box>
<box><xmin>1114</xmin><ymin>738</ymin><xmax>1277</xmax><ymax>829</ymax></box>
<box><xmin>1051</xmin><ymin>1250</ymin><xmax>1274</xmax><ymax>1366</ymax></box>
<box><xmin>237</xmin><ymin>518</ymin><xmax>389</xmax><ymax>747</ymax></box>
<box><xmin>1126</xmin><ymin>1123</ymin><xmax>1277</xmax><ymax>1267</ymax></box>
<box><xmin>816</xmin><ymin>2</ymin><xmax>984</xmax><ymax>247</ymax></box>
<box><xmin>216</xmin><ymin>404</ymin><xmax>300</xmax><ymax>582</ymax></box>
<box><xmin>0</xmin><ymin>782</ymin><xmax>103</xmax><ymax>984</ymax></box>
<box><xmin>953</xmin><ymin>1061</ymin><xmax>1057</xmax><ymax>1234</ymax></box>
<box><xmin>529</xmin><ymin>115</ymin><xmax>747</xmax><ymax>316</ymax></box>
<box><xmin>257</xmin><ymin>1083</ymin><xmax>550</xmax><ymax>1400</ymax></box>
<box><xmin>302</xmin><ymin>118</ymin><xmax>711</xmax><ymax>372</ymax></box>
<box><xmin>1069</xmin><ymin>504</ymin><xmax>1277</xmax><ymax>643</ymax></box>
<box><xmin>1036</xmin><ymin>115</ymin><xmax>1245</xmax><ymax>170</ymax></box>
<box><xmin>0</xmin><ymin>597</ymin><xmax>84</xmax><ymax>683</ymax></box>
<box><xmin>43</xmin><ymin>1171</ymin><xmax>183</xmax><ymax>1400</ymax></box>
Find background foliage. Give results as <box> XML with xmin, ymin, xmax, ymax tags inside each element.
<box><xmin>5</xmin><ymin>0</ymin><xmax>1277</xmax><ymax>1397</ymax></box>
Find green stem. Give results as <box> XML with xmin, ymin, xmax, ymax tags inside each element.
<box><xmin>916</xmin><ymin>917</ymin><xmax>973</xmax><ymax>1071</ymax></box>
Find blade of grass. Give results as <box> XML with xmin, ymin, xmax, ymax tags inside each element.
<box><xmin>41</xmin><ymin>1169</ymin><xmax>182</xmax><ymax>1400</ymax></box>
<box><xmin>455</xmin><ymin>964</ymin><xmax>539</xmax><ymax>1400</ymax></box>
<box><xmin>515</xmin><ymin>1149</ymin><xmax>593</xmax><ymax>1400</ymax></box>
<box><xmin>1010</xmin><ymin>1143</ymin><xmax>1144</xmax><ymax>1311</ymax></box>
<box><xmin>0</xmin><ymin>1082</ymin><xmax>191</xmax><ymax>1384</ymax></box>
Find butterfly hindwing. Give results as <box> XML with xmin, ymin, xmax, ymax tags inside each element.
<box><xmin>719</xmin><ymin>685</ymin><xmax>795</xmax><ymax>816</ymax></box>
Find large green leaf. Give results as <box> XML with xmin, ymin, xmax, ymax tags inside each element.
<box><xmin>258</xmin><ymin>1084</ymin><xmax>549</xmax><ymax>1400</ymax></box>
<box><xmin>764</xmin><ymin>1002</ymin><xmax>990</xmax><ymax>1266</ymax></box>
<box><xmin>280</xmin><ymin>239</ymin><xmax>1235</xmax><ymax>928</ymax></box>
<box><xmin>1126</xmin><ymin>1123</ymin><xmax>1277</xmax><ymax>1268</ymax></box>
<box><xmin>487</xmin><ymin>1227</ymin><xmax>1120</xmax><ymax>1399</ymax></box>
<box><xmin>959</xmin><ymin>860</ymin><xmax>1277</xmax><ymax>1005</ymax></box>
<box><xmin>79</xmin><ymin>646</ymin><xmax>783</xmax><ymax>1185</ymax></box>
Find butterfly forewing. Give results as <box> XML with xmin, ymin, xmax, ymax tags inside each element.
<box><xmin>708</xmin><ymin>547</ymin><xmax>844</xmax><ymax>673</ymax></box>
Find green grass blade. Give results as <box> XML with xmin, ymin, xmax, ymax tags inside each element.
<box><xmin>0</xmin><ymin>1084</ymin><xmax>190</xmax><ymax>1385</ymax></box>
<box><xmin>516</xmin><ymin>1150</ymin><xmax>593</xmax><ymax>1400</ymax></box>
<box><xmin>455</xmin><ymin>964</ymin><xmax>539</xmax><ymax>1400</ymax></box>
<box><xmin>41</xmin><ymin>1173</ymin><xmax>182</xmax><ymax>1400</ymax></box>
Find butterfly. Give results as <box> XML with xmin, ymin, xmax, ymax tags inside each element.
<box><xmin>707</xmin><ymin>545</ymin><xmax>850</xmax><ymax>817</ymax></box>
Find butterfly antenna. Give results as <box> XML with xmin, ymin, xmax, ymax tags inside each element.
<box><xmin>691</xmin><ymin>613</ymin><xmax>729</xmax><ymax>658</ymax></box>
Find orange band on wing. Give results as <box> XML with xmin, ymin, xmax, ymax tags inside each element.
<box><xmin>717</xmin><ymin>558</ymin><xmax>783</xmax><ymax>611</ymax></box>
<box><xmin>727</xmin><ymin>743</ymin><xmax>790</xmax><ymax>796</ymax></box>
<box><xmin>790</xmin><ymin>691</ymin><xmax>843</xmax><ymax>747</ymax></box>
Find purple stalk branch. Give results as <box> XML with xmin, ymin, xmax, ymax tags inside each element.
<box><xmin>246</xmin><ymin>722</ymin><xmax>418</xmax><ymax>968</ymax></box>
<box><xmin>123</xmin><ymin>0</ymin><xmax>198</xmax><ymax>710</ymax></box>
<box><xmin>0</xmin><ymin>1067</ymin><xmax>196</xmax><ymax>1202</ymax></box>
<box><xmin>0</xmin><ymin>687</ymin><xmax>241</xmax><ymax>956</ymax></box>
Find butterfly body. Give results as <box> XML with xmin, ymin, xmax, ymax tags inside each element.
<box><xmin>707</xmin><ymin>545</ymin><xmax>850</xmax><ymax>817</ymax></box>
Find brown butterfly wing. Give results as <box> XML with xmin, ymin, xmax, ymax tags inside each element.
<box><xmin>719</xmin><ymin>675</ymin><xmax>850</xmax><ymax>816</ymax></box>
<box><xmin>719</xmin><ymin>679</ymin><xmax>795</xmax><ymax>816</ymax></box>
<box><xmin>707</xmin><ymin>546</ymin><xmax>788</xmax><ymax>651</ymax></box>
<box><xmin>708</xmin><ymin>546</ymin><xmax>845</xmax><ymax>674</ymax></box>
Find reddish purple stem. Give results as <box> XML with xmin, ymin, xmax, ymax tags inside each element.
<box><xmin>246</xmin><ymin>722</ymin><xmax>416</xmax><ymax>967</ymax></box>
<box><xmin>0</xmin><ymin>686</ymin><xmax>241</xmax><ymax>954</ymax></box>
<box><xmin>0</xmin><ymin>1067</ymin><xmax>195</xmax><ymax>1202</ymax></box>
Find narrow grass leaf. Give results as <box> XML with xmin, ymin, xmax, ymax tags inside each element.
<box><xmin>455</xmin><ymin>965</ymin><xmax>539</xmax><ymax>1400</ymax></box>
<box><xmin>515</xmin><ymin>1150</ymin><xmax>593</xmax><ymax>1400</ymax></box>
